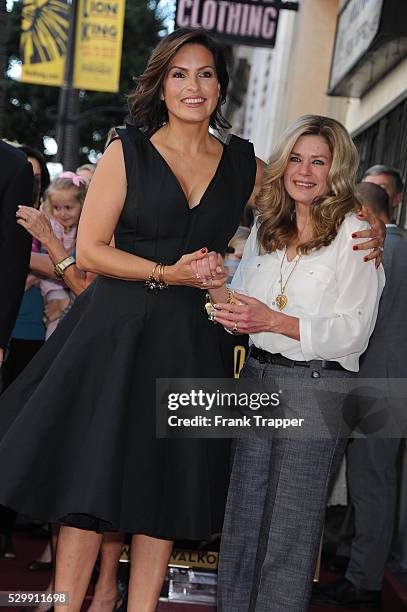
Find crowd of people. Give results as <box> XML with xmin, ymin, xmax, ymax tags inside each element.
<box><xmin>0</xmin><ymin>26</ymin><xmax>406</xmax><ymax>612</ymax></box>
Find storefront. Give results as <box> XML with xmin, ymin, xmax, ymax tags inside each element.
<box><xmin>329</xmin><ymin>0</ymin><xmax>407</xmax><ymax>227</ymax></box>
<box><xmin>353</xmin><ymin>95</ymin><xmax>407</xmax><ymax>226</ymax></box>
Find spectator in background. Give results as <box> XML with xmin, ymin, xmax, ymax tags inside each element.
<box><xmin>20</xmin><ymin>145</ymin><xmax>51</xmax><ymax>206</ymax></box>
<box><xmin>363</xmin><ymin>165</ymin><xmax>404</xmax><ymax>222</ymax></box>
<box><xmin>16</xmin><ymin>192</ymin><xmax>122</xmax><ymax>612</ymax></box>
<box><xmin>0</xmin><ymin>146</ymin><xmax>49</xmax><ymax>562</ymax></box>
<box><xmin>2</xmin><ymin>146</ymin><xmax>50</xmax><ymax>387</ymax></box>
<box><xmin>315</xmin><ymin>181</ymin><xmax>407</xmax><ymax>608</ymax></box>
<box><xmin>76</xmin><ymin>163</ymin><xmax>96</xmax><ymax>184</ymax></box>
<box><xmin>224</xmin><ymin>226</ymin><xmax>251</xmax><ymax>285</ymax></box>
<box><xmin>24</xmin><ymin>172</ymin><xmax>87</xmax><ymax>338</ymax></box>
<box><xmin>0</xmin><ymin>141</ymin><xmax>33</xmax><ymax>373</ymax></box>
<box><xmin>0</xmin><ymin>140</ymin><xmax>33</xmax><ymax>559</ymax></box>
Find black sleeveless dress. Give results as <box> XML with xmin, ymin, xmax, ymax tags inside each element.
<box><xmin>0</xmin><ymin>125</ymin><xmax>256</xmax><ymax>539</ymax></box>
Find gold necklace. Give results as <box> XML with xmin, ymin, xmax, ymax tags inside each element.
<box><xmin>275</xmin><ymin>247</ymin><xmax>302</xmax><ymax>311</ymax></box>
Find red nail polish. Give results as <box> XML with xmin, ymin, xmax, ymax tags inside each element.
<box><xmin>352</xmin><ymin>245</ymin><xmax>358</xmax><ymax>250</ymax></box>
<box><xmin>201</xmin><ymin>248</ymin><xmax>207</xmax><ymax>253</ymax></box>
<box><xmin>363</xmin><ymin>256</ymin><xmax>368</xmax><ymax>262</ymax></box>
<box><xmin>351</xmin><ymin>233</ymin><xmax>357</xmax><ymax>238</ymax></box>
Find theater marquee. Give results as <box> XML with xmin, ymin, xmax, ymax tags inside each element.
<box><xmin>175</xmin><ymin>0</ymin><xmax>299</xmax><ymax>48</ymax></box>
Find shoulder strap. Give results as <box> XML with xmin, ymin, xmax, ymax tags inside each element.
<box><xmin>225</xmin><ymin>134</ymin><xmax>257</xmax><ymax>205</ymax></box>
<box><xmin>227</xmin><ymin>134</ymin><xmax>255</xmax><ymax>156</ymax></box>
<box><xmin>113</xmin><ymin>124</ymin><xmax>145</xmax><ymax>181</ymax></box>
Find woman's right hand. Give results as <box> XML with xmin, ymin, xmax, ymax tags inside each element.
<box><xmin>165</xmin><ymin>248</ymin><xmax>227</xmax><ymax>289</ymax></box>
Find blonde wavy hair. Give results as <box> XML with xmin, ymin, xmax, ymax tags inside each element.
<box><xmin>257</xmin><ymin>115</ymin><xmax>360</xmax><ymax>254</ymax></box>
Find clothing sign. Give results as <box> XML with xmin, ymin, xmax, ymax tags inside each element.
<box><xmin>20</xmin><ymin>0</ymin><xmax>70</xmax><ymax>87</ymax></box>
<box><xmin>329</xmin><ymin>0</ymin><xmax>384</xmax><ymax>91</ymax></box>
<box><xmin>73</xmin><ymin>0</ymin><xmax>126</xmax><ymax>92</ymax></box>
<box><xmin>175</xmin><ymin>0</ymin><xmax>298</xmax><ymax>48</ymax></box>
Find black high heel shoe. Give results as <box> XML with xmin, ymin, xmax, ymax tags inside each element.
<box><xmin>0</xmin><ymin>532</ymin><xmax>16</xmax><ymax>559</ymax></box>
<box><xmin>27</xmin><ymin>559</ymin><xmax>53</xmax><ymax>571</ymax></box>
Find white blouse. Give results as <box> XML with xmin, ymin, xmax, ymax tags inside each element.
<box><xmin>230</xmin><ymin>214</ymin><xmax>385</xmax><ymax>372</ymax></box>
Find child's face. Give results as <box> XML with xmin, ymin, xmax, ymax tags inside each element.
<box><xmin>50</xmin><ymin>189</ymin><xmax>81</xmax><ymax>231</ymax></box>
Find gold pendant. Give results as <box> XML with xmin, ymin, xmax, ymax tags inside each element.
<box><xmin>275</xmin><ymin>294</ymin><xmax>288</xmax><ymax>311</ymax></box>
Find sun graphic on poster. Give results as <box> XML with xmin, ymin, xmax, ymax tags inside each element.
<box><xmin>20</xmin><ymin>0</ymin><xmax>70</xmax><ymax>66</ymax></box>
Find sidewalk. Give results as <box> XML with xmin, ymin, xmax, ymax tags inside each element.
<box><xmin>1</xmin><ymin>530</ymin><xmax>406</xmax><ymax>611</ymax></box>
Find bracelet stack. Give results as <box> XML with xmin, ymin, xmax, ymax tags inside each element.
<box><xmin>145</xmin><ymin>263</ymin><xmax>168</xmax><ymax>292</ymax></box>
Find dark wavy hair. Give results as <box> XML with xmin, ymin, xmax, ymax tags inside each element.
<box><xmin>18</xmin><ymin>144</ymin><xmax>50</xmax><ymax>199</ymax></box>
<box><xmin>127</xmin><ymin>28</ymin><xmax>231</xmax><ymax>133</ymax></box>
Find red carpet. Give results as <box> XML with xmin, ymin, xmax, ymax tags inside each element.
<box><xmin>1</xmin><ymin>531</ymin><xmax>406</xmax><ymax>610</ymax></box>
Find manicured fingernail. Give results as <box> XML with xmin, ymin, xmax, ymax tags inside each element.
<box><xmin>201</xmin><ymin>248</ymin><xmax>207</xmax><ymax>253</ymax></box>
<box><xmin>352</xmin><ymin>245</ymin><xmax>358</xmax><ymax>250</ymax></box>
<box><xmin>363</xmin><ymin>256</ymin><xmax>368</xmax><ymax>262</ymax></box>
<box><xmin>216</xmin><ymin>266</ymin><xmax>222</xmax><ymax>273</ymax></box>
<box><xmin>351</xmin><ymin>233</ymin><xmax>357</xmax><ymax>238</ymax></box>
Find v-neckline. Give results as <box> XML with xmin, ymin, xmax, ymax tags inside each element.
<box><xmin>146</xmin><ymin>134</ymin><xmax>227</xmax><ymax>211</ymax></box>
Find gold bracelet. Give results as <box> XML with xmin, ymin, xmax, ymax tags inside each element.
<box><xmin>204</xmin><ymin>289</ymin><xmax>238</xmax><ymax>322</ymax></box>
<box><xmin>145</xmin><ymin>262</ymin><xmax>168</xmax><ymax>292</ymax></box>
<box><xmin>158</xmin><ymin>264</ymin><xmax>165</xmax><ymax>284</ymax></box>
<box><xmin>227</xmin><ymin>289</ymin><xmax>241</xmax><ymax>305</ymax></box>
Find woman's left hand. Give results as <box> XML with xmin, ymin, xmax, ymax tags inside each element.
<box><xmin>16</xmin><ymin>206</ymin><xmax>54</xmax><ymax>247</ymax></box>
<box><xmin>213</xmin><ymin>292</ymin><xmax>277</xmax><ymax>334</ymax></box>
<box><xmin>353</xmin><ymin>205</ymin><xmax>386</xmax><ymax>268</ymax></box>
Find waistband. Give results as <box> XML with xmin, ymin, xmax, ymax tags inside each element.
<box><xmin>249</xmin><ymin>346</ymin><xmax>345</xmax><ymax>372</ymax></box>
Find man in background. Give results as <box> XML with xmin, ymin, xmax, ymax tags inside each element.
<box><xmin>363</xmin><ymin>164</ymin><xmax>404</xmax><ymax>222</ymax></box>
<box><xmin>0</xmin><ymin>140</ymin><xmax>33</xmax><ymax>370</ymax></box>
<box><xmin>316</xmin><ymin>180</ymin><xmax>407</xmax><ymax>608</ymax></box>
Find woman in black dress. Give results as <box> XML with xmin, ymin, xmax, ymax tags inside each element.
<box><xmin>0</xmin><ymin>28</ymin><xmax>259</xmax><ymax>610</ymax></box>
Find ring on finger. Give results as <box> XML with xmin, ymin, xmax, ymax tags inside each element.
<box><xmin>232</xmin><ymin>321</ymin><xmax>238</xmax><ymax>333</ymax></box>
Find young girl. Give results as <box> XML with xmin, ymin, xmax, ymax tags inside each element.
<box><xmin>40</xmin><ymin>172</ymin><xmax>87</xmax><ymax>338</ymax></box>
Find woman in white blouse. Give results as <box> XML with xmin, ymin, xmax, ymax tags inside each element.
<box><xmin>207</xmin><ymin>115</ymin><xmax>385</xmax><ymax>611</ymax></box>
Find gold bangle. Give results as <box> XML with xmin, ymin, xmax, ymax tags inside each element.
<box><xmin>151</xmin><ymin>263</ymin><xmax>159</xmax><ymax>280</ymax></box>
<box><xmin>145</xmin><ymin>262</ymin><xmax>168</xmax><ymax>292</ymax></box>
<box><xmin>227</xmin><ymin>289</ymin><xmax>238</xmax><ymax>304</ymax></box>
<box><xmin>204</xmin><ymin>289</ymin><xmax>240</xmax><ymax>322</ymax></box>
<box><xmin>158</xmin><ymin>264</ymin><xmax>167</xmax><ymax>285</ymax></box>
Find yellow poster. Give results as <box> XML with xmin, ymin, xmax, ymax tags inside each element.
<box><xmin>20</xmin><ymin>0</ymin><xmax>70</xmax><ymax>87</ymax></box>
<box><xmin>73</xmin><ymin>0</ymin><xmax>126</xmax><ymax>93</ymax></box>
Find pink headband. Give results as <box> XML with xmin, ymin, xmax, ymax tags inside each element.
<box><xmin>59</xmin><ymin>171</ymin><xmax>88</xmax><ymax>187</ymax></box>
